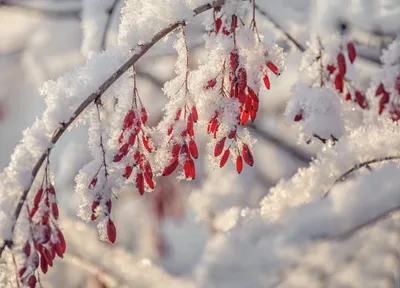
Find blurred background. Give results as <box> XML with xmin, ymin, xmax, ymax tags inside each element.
<box><xmin>0</xmin><ymin>0</ymin><xmax>399</xmax><ymax>287</ymax></box>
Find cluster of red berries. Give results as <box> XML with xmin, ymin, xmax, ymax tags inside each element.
<box><xmin>329</xmin><ymin>42</ymin><xmax>368</xmax><ymax>109</ymax></box>
<box><xmin>204</xmin><ymin>12</ymin><xmax>281</xmax><ymax>172</ymax></box>
<box><xmin>163</xmin><ymin>105</ymin><xmax>199</xmax><ymax>180</ymax></box>
<box><xmin>19</xmin><ymin>182</ymin><xmax>66</xmax><ymax>287</ymax></box>
<box><xmin>375</xmin><ymin>76</ymin><xmax>400</xmax><ymax>120</ymax></box>
<box><xmin>115</xmin><ymin>107</ymin><xmax>154</xmax><ymax>194</ymax></box>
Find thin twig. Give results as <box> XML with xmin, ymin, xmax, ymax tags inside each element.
<box><xmin>248</xmin><ymin>124</ymin><xmax>311</xmax><ymax>163</ymax></box>
<box><xmin>254</xmin><ymin>3</ymin><xmax>305</xmax><ymax>52</ymax></box>
<box><xmin>0</xmin><ymin>0</ymin><xmax>226</xmax><ymax>258</ymax></box>
<box><xmin>323</xmin><ymin>155</ymin><xmax>400</xmax><ymax>198</ymax></box>
<box><xmin>101</xmin><ymin>0</ymin><xmax>122</xmax><ymax>50</ymax></box>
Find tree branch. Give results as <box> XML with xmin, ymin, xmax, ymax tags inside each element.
<box><xmin>0</xmin><ymin>0</ymin><xmax>226</xmax><ymax>258</ymax></box>
<box><xmin>323</xmin><ymin>155</ymin><xmax>400</xmax><ymax>198</ymax></box>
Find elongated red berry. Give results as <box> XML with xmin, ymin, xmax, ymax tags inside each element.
<box><xmin>163</xmin><ymin>157</ymin><xmax>179</xmax><ymax>176</ymax></box>
<box><xmin>57</xmin><ymin>229</ymin><xmax>66</xmax><ymax>254</ymax></box>
<box><xmin>124</xmin><ymin>165</ymin><xmax>133</xmax><ymax>179</ymax></box>
<box><xmin>376</xmin><ymin>83</ymin><xmax>385</xmax><ymax>96</ymax></box>
<box><xmin>214</xmin><ymin>137</ymin><xmax>226</xmax><ymax>157</ymax></box>
<box><xmin>238</xmin><ymin>90</ymin><xmax>246</xmax><ymax>104</ymax></box>
<box><xmin>337</xmin><ymin>53</ymin><xmax>346</xmax><ymax>76</ymax></box>
<box><xmin>244</xmin><ymin>96</ymin><xmax>252</xmax><ymax>112</ymax></box>
<box><xmin>252</xmin><ymin>100</ymin><xmax>259</xmax><ymax>111</ymax></box>
<box><xmin>136</xmin><ymin>173</ymin><xmax>145</xmax><ymax>195</ymax></box>
<box><xmin>334</xmin><ymin>74</ymin><xmax>343</xmax><ymax>93</ymax></box>
<box><xmin>51</xmin><ymin>203</ymin><xmax>59</xmax><ymax>219</ymax></box>
<box><xmin>184</xmin><ymin>160</ymin><xmax>191</xmax><ymax>178</ymax></box>
<box><xmin>88</xmin><ymin>177</ymin><xmax>97</xmax><ymax>189</ymax></box>
<box><xmin>107</xmin><ymin>219</ymin><xmax>116</xmax><ymax>243</ymax></box>
<box><xmin>236</xmin><ymin>155</ymin><xmax>243</xmax><ymax>173</ymax></box>
<box><xmin>240</xmin><ymin>110</ymin><xmax>249</xmax><ymax>125</ymax></box>
<box><xmin>355</xmin><ymin>90</ymin><xmax>368</xmax><ymax>109</ymax></box>
<box><xmin>128</xmin><ymin>133</ymin><xmax>136</xmax><ymax>146</ymax></box>
<box><xmin>23</xmin><ymin>242</ymin><xmax>31</xmax><ymax>257</ymax></box>
<box><xmin>187</xmin><ymin>114</ymin><xmax>194</xmax><ymax>137</ymax></box>
<box><xmin>142</xmin><ymin>135</ymin><xmax>152</xmax><ymax>152</ymax></box>
<box><xmin>27</xmin><ymin>275</ymin><xmax>37</xmax><ymax>288</ymax></box>
<box><xmin>191</xmin><ymin>106</ymin><xmax>199</xmax><ymax>122</ymax></box>
<box><xmin>215</xmin><ymin>18</ymin><xmax>222</xmax><ymax>34</ymax></box>
<box><xmin>123</xmin><ymin>110</ymin><xmax>135</xmax><ymax>130</ymax></box>
<box><xmin>248</xmin><ymin>87</ymin><xmax>259</xmax><ymax>103</ymax></box>
<box><xmin>33</xmin><ymin>188</ymin><xmax>43</xmax><ymax>206</ymax></box>
<box><xmin>40</xmin><ymin>255</ymin><xmax>48</xmax><ymax>274</ymax></box>
<box><xmin>345</xmin><ymin>93</ymin><xmax>352</xmax><ymax>101</ymax></box>
<box><xmin>168</xmin><ymin>125</ymin><xmax>173</xmax><ymax>135</ymax></box>
<box><xmin>242</xmin><ymin>144</ymin><xmax>254</xmax><ymax>166</ymax></box>
<box><xmin>263</xmin><ymin>75</ymin><xmax>270</xmax><ymax>90</ymax></box>
<box><xmin>266</xmin><ymin>61</ymin><xmax>280</xmax><ymax>75</ymax></box>
<box><xmin>144</xmin><ymin>173</ymin><xmax>154</xmax><ymax>190</ymax></box>
<box><xmin>171</xmin><ymin>143</ymin><xmax>181</xmax><ymax>157</ymax></box>
<box><xmin>347</xmin><ymin>42</ymin><xmax>356</xmax><ymax>63</ymax></box>
<box><xmin>230</xmin><ymin>50</ymin><xmax>239</xmax><ymax>72</ymax></box>
<box><xmin>133</xmin><ymin>151</ymin><xmax>141</xmax><ymax>165</ymax></box>
<box><xmin>379</xmin><ymin>92</ymin><xmax>390</xmax><ymax>114</ymax></box>
<box><xmin>19</xmin><ymin>267</ymin><xmax>26</xmax><ymax>278</ymax></box>
<box><xmin>143</xmin><ymin>161</ymin><xmax>153</xmax><ymax>178</ymax></box>
<box><xmin>250</xmin><ymin>109</ymin><xmax>257</xmax><ymax>121</ymax></box>
<box><xmin>188</xmin><ymin>139</ymin><xmax>198</xmax><ymax>159</ymax></box>
<box><xmin>238</xmin><ymin>68</ymin><xmax>247</xmax><ymax>90</ymax></box>
<box><xmin>140</xmin><ymin>107</ymin><xmax>148</xmax><ymax>124</ymax></box>
<box><xmin>220</xmin><ymin>149</ymin><xmax>230</xmax><ymax>167</ymax></box>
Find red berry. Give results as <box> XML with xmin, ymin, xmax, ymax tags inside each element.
<box><xmin>334</xmin><ymin>74</ymin><xmax>343</xmax><ymax>93</ymax></box>
<box><xmin>266</xmin><ymin>61</ymin><xmax>280</xmax><ymax>75</ymax></box>
<box><xmin>242</xmin><ymin>144</ymin><xmax>254</xmax><ymax>166</ymax></box>
<box><xmin>337</xmin><ymin>53</ymin><xmax>346</xmax><ymax>76</ymax></box>
<box><xmin>107</xmin><ymin>219</ymin><xmax>117</xmax><ymax>243</ymax></box>
<box><xmin>33</xmin><ymin>188</ymin><xmax>43</xmax><ymax>206</ymax></box>
<box><xmin>347</xmin><ymin>42</ymin><xmax>356</xmax><ymax>63</ymax></box>
<box><xmin>124</xmin><ymin>165</ymin><xmax>133</xmax><ymax>179</ymax></box>
<box><xmin>162</xmin><ymin>157</ymin><xmax>179</xmax><ymax>176</ymax></box>
<box><xmin>188</xmin><ymin>138</ymin><xmax>199</xmax><ymax>159</ymax></box>
<box><xmin>140</xmin><ymin>107</ymin><xmax>148</xmax><ymax>124</ymax></box>
<box><xmin>220</xmin><ymin>149</ymin><xmax>230</xmax><ymax>167</ymax></box>
<box><xmin>263</xmin><ymin>75</ymin><xmax>270</xmax><ymax>90</ymax></box>
<box><xmin>236</xmin><ymin>155</ymin><xmax>243</xmax><ymax>174</ymax></box>
<box><xmin>214</xmin><ymin>137</ymin><xmax>226</xmax><ymax>157</ymax></box>
<box><xmin>215</xmin><ymin>18</ymin><xmax>222</xmax><ymax>34</ymax></box>
<box><xmin>136</xmin><ymin>173</ymin><xmax>145</xmax><ymax>195</ymax></box>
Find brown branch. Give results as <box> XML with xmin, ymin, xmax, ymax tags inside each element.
<box><xmin>0</xmin><ymin>0</ymin><xmax>226</xmax><ymax>258</ymax></box>
<box><xmin>323</xmin><ymin>155</ymin><xmax>400</xmax><ymax>198</ymax></box>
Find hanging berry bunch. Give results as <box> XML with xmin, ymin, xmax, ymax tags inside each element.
<box><xmin>157</xmin><ymin>25</ymin><xmax>200</xmax><ymax>180</ymax></box>
<box><xmin>17</xmin><ymin>157</ymin><xmax>66</xmax><ymax>287</ymax></box>
<box><xmin>370</xmin><ymin>38</ymin><xmax>400</xmax><ymax>120</ymax></box>
<box><xmin>199</xmin><ymin>5</ymin><xmax>282</xmax><ymax>173</ymax></box>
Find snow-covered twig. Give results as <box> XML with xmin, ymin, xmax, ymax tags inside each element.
<box><xmin>0</xmin><ymin>0</ymin><xmax>226</xmax><ymax>259</ymax></box>
<box><xmin>323</xmin><ymin>155</ymin><xmax>400</xmax><ymax>198</ymax></box>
